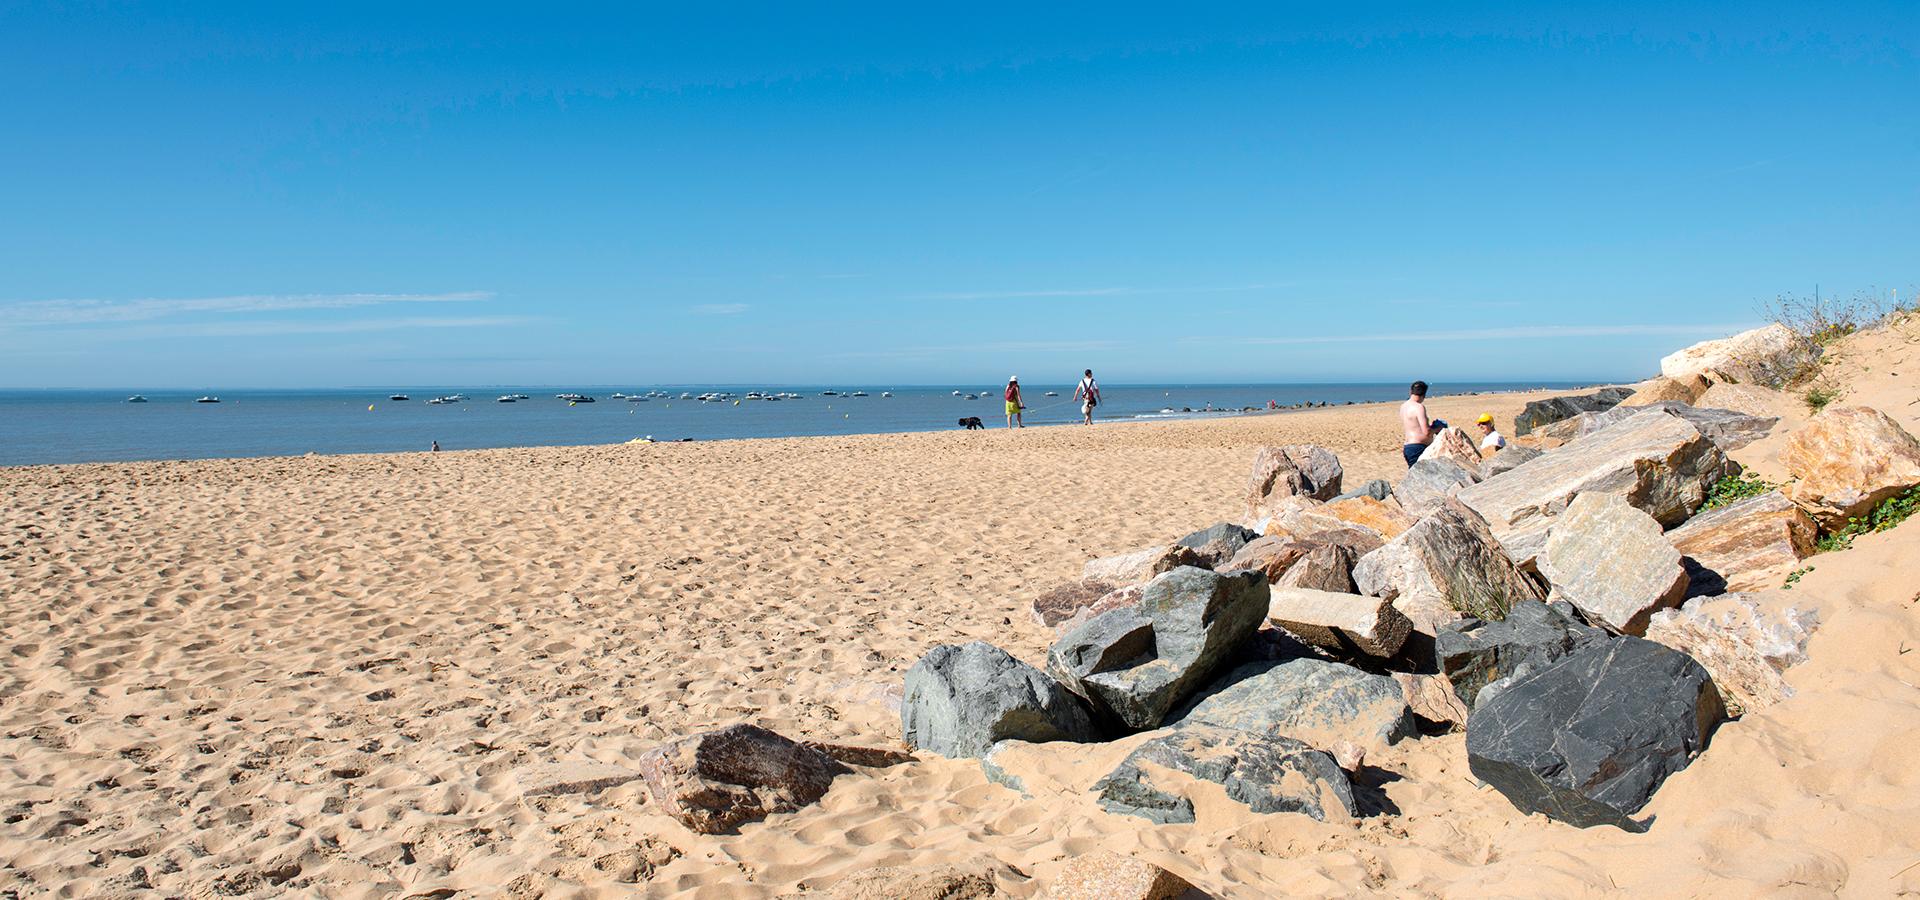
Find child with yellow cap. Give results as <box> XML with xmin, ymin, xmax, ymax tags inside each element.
<box><xmin>1474</xmin><ymin>413</ymin><xmax>1508</xmax><ymax>451</ymax></box>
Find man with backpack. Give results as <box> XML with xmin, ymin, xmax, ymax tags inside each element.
<box><xmin>1074</xmin><ymin>369</ymin><xmax>1100</xmax><ymax>425</ymax></box>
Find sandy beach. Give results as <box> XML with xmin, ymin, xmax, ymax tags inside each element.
<box><xmin>6</xmin><ymin>356</ymin><xmax>1920</xmax><ymax>897</ymax></box>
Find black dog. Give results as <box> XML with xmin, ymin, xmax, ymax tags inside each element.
<box><xmin>957</xmin><ymin>416</ymin><xmax>984</xmax><ymax>430</ymax></box>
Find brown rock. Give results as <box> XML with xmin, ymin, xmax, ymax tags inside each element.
<box><xmin>636</xmin><ymin>724</ymin><xmax>845</xmax><ymax>834</ymax></box>
<box><xmin>1030</xmin><ymin>580</ymin><xmax>1120</xmax><ymax>629</ymax></box>
<box><xmin>827</xmin><ymin>864</ymin><xmax>998</xmax><ymax>899</ymax></box>
<box><xmin>1046</xmin><ymin>851</ymin><xmax>1193</xmax><ymax>900</ymax></box>
<box><xmin>1624</xmin><ymin>374</ymin><xmax>1710</xmax><ymax>406</ymax></box>
<box><xmin>1538</xmin><ymin>493</ymin><xmax>1689</xmax><ymax>636</ymax></box>
<box><xmin>1352</xmin><ymin>498</ymin><xmax>1546</xmax><ymax>636</ymax></box>
<box><xmin>1081</xmin><ymin>545</ymin><xmax>1206</xmax><ymax>585</ymax></box>
<box><xmin>1660</xmin><ymin>323</ymin><xmax>1820</xmax><ymax>388</ymax></box>
<box><xmin>1645</xmin><ymin>593</ymin><xmax>1819</xmax><ymax>717</ymax></box>
<box><xmin>1266</xmin><ymin>587</ymin><xmax>1412</xmax><ymax>658</ymax></box>
<box><xmin>1246</xmin><ymin>444</ymin><xmax>1345</xmax><ymax>520</ymax></box>
<box><xmin>1417</xmin><ymin>426</ymin><xmax>1484</xmax><ymax>471</ymax></box>
<box><xmin>1051</xmin><ymin>583</ymin><xmax>1145</xmax><ymax>636</ymax></box>
<box><xmin>1273</xmin><ymin>542</ymin><xmax>1359</xmax><ymax>593</ymax></box>
<box><xmin>802</xmin><ymin>741</ymin><xmax>915</xmax><ymax>769</ymax></box>
<box><xmin>1393</xmin><ymin>672</ymin><xmax>1470</xmax><ymax>730</ymax></box>
<box><xmin>1261</xmin><ymin>496</ymin><xmax>1388</xmax><ymax>556</ymax></box>
<box><xmin>1322</xmin><ymin>495</ymin><xmax>1414</xmax><ymax>539</ymax></box>
<box><xmin>1782</xmin><ymin>406</ymin><xmax>1920</xmax><ymax>529</ymax></box>
<box><xmin>1667</xmin><ymin>491</ymin><xmax>1817</xmax><ymax>596</ymax></box>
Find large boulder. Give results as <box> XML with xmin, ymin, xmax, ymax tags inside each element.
<box><xmin>1048</xmin><ymin>567</ymin><xmax>1268</xmax><ymax>729</ymax></box>
<box><xmin>1514</xmin><ymin>387</ymin><xmax>1635</xmax><ymax>436</ymax></box>
<box><xmin>1352</xmin><ymin>498</ymin><xmax>1545</xmax><ymax>637</ymax></box>
<box><xmin>636</xmin><ymin>724</ymin><xmax>847</xmax><ymax>834</ymax></box>
<box><xmin>1332</xmin><ymin>479</ymin><xmax>1394</xmax><ymax>503</ymax></box>
<box><xmin>1418</xmin><ymin>426</ymin><xmax>1484</xmax><ymax>471</ymax></box>
<box><xmin>1081</xmin><ymin>544</ymin><xmax>1207</xmax><ymax>585</ymax></box>
<box><xmin>1623</xmin><ymin>374</ymin><xmax>1710</xmax><ymax>407</ymax></box>
<box><xmin>1265</xmin><ymin>587</ymin><xmax>1413</xmax><ymax>658</ymax></box>
<box><xmin>1782</xmin><ymin>406</ymin><xmax>1920</xmax><ymax>529</ymax></box>
<box><xmin>1246</xmin><ymin>445</ymin><xmax>1345</xmax><ymax>520</ymax></box>
<box><xmin>1539</xmin><ymin>401</ymin><xmax>1779</xmax><ymax>453</ymax></box>
<box><xmin>1645</xmin><ymin>593</ymin><xmax>1819</xmax><ymax>718</ymax></box>
<box><xmin>1466</xmin><ymin>637</ymin><xmax>1724</xmax><ymax>831</ymax></box>
<box><xmin>1030</xmin><ymin>580</ymin><xmax>1120</xmax><ymax>629</ymax></box>
<box><xmin>1091</xmin><ymin>723</ymin><xmax>1356</xmax><ymax>825</ymax></box>
<box><xmin>1173</xmin><ymin>659</ymin><xmax>1416</xmax><ymax>753</ymax></box>
<box><xmin>1393</xmin><ymin>672</ymin><xmax>1471</xmax><ymax>731</ymax></box>
<box><xmin>1396</xmin><ymin>457</ymin><xmax>1481</xmax><ymax>518</ymax></box>
<box><xmin>1537</xmin><ymin>493</ymin><xmax>1688</xmax><ymax>636</ymax></box>
<box><xmin>1322</xmin><ymin>495</ymin><xmax>1414</xmax><ymax>539</ymax></box>
<box><xmin>1260</xmin><ymin>496</ymin><xmax>1389</xmax><ymax>556</ymax></box>
<box><xmin>1455</xmin><ymin>406</ymin><xmax>1732</xmax><ymax>564</ymax></box>
<box><xmin>1050</xmin><ymin>583</ymin><xmax>1145</xmax><ymax>637</ymax></box>
<box><xmin>901</xmin><ymin>642</ymin><xmax>1100</xmax><ymax>759</ymax></box>
<box><xmin>1436</xmin><ymin>600</ymin><xmax>1609</xmax><ymax>709</ymax></box>
<box><xmin>1660</xmin><ymin>323</ymin><xmax>1819</xmax><ymax>388</ymax></box>
<box><xmin>1667</xmin><ymin>491</ymin><xmax>1817</xmax><ymax>596</ymax></box>
<box><xmin>1481</xmin><ymin>445</ymin><xmax>1543</xmax><ymax>480</ymax></box>
<box><xmin>1175</xmin><ymin>522</ymin><xmax>1260</xmax><ymax>568</ymax></box>
<box><xmin>1273</xmin><ymin>541</ymin><xmax>1359</xmax><ymax>593</ymax></box>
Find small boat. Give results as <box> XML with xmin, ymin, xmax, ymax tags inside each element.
<box><xmin>125</xmin><ymin>395</ymin><xmax>148</xmax><ymax>403</ymax></box>
<box><xmin>963</xmin><ymin>393</ymin><xmax>978</xmax><ymax>400</ymax></box>
<box><xmin>822</xmin><ymin>390</ymin><xmax>838</xmax><ymax>396</ymax></box>
<box><xmin>1044</xmin><ymin>391</ymin><xmax>1059</xmax><ymax>397</ymax></box>
<box><xmin>511</xmin><ymin>393</ymin><xmax>529</xmax><ymax>400</ymax></box>
<box><xmin>627</xmin><ymin>396</ymin><xmax>648</xmax><ymax>402</ymax></box>
<box><xmin>389</xmin><ymin>394</ymin><xmax>410</xmax><ymax>401</ymax></box>
<box><xmin>881</xmin><ymin>391</ymin><xmax>892</xmax><ymax>398</ymax></box>
<box><xmin>952</xmin><ymin>390</ymin><xmax>963</xmax><ymax>396</ymax></box>
<box><xmin>195</xmin><ymin>396</ymin><xmax>220</xmax><ymax>403</ymax></box>
<box><xmin>497</xmin><ymin>395</ymin><xmax>517</xmax><ymax>403</ymax></box>
<box><xmin>851</xmin><ymin>391</ymin><xmax>869</xmax><ymax>397</ymax></box>
<box><xmin>427</xmin><ymin>398</ymin><xmax>448</xmax><ymax>405</ymax></box>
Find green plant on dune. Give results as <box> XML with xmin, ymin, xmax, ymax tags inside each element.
<box><xmin>1783</xmin><ymin>565</ymin><xmax>1814</xmax><ymax>590</ymax></box>
<box><xmin>1803</xmin><ymin>384</ymin><xmax>1841</xmax><ymax>413</ymax></box>
<box><xmin>1813</xmin><ymin>484</ymin><xmax>1920</xmax><ymax>553</ymax></box>
<box><xmin>1700</xmin><ymin>471</ymin><xmax>1776</xmax><ymax>511</ymax></box>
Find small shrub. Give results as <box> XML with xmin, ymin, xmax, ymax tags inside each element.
<box><xmin>1761</xmin><ymin>290</ymin><xmax>1891</xmax><ymax>346</ymax></box>
<box><xmin>1812</xmin><ymin>484</ymin><xmax>1920</xmax><ymax>552</ymax></box>
<box><xmin>1701</xmin><ymin>472</ymin><xmax>1776</xmax><ymax>510</ymax></box>
<box><xmin>1804</xmin><ymin>384</ymin><xmax>1841</xmax><ymax>412</ymax></box>
<box><xmin>1783</xmin><ymin>566</ymin><xmax>1814</xmax><ymax>590</ymax></box>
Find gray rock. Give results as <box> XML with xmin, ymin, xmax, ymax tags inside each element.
<box><xmin>1173</xmin><ymin>659</ymin><xmax>1416</xmax><ymax>753</ymax></box>
<box><xmin>1176</xmin><ymin>522</ymin><xmax>1260</xmax><ymax>568</ymax></box>
<box><xmin>1466</xmin><ymin>636</ymin><xmax>1724</xmax><ymax>831</ymax></box>
<box><xmin>1645</xmin><ymin>594</ymin><xmax>1819</xmax><ymax>718</ymax></box>
<box><xmin>1265</xmin><ymin>587</ymin><xmax>1412</xmax><ymax>658</ymax></box>
<box><xmin>1333</xmin><ymin>479</ymin><xmax>1394</xmax><ymax>503</ymax></box>
<box><xmin>1351</xmin><ymin>498</ymin><xmax>1546</xmax><ymax>637</ymax></box>
<box><xmin>1092</xmin><ymin>723</ymin><xmax>1357</xmax><ymax>824</ymax></box>
<box><xmin>1544</xmin><ymin>402</ymin><xmax>1779</xmax><ymax>453</ymax></box>
<box><xmin>1048</xmin><ymin>567</ymin><xmax>1268</xmax><ymax>730</ymax></box>
<box><xmin>1246</xmin><ymin>445</ymin><xmax>1345</xmax><ymax>520</ymax></box>
<box><xmin>1538</xmin><ymin>492</ymin><xmax>1689</xmax><ymax>636</ymax></box>
<box><xmin>1481</xmin><ymin>445</ymin><xmax>1543</xmax><ymax>480</ymax></box>
<box><xmin>1514</xmin><ymin>387</ymin><xmax>1634</xmax><ymax>436</ymax></box>
<box><xmin>1436</xmin><ymin>600</ymin><xmax>1608</xmax><ymax>709</ymax></box>
<box><xmin>1081</xmin><ymin>544</ymin><xmax>1208</xmax><ymax>585</ymax></box>
<box><xmin>901</xmin><ymin>642</ymin><xmax>1101</xmax><ymax>759</ymax></box>
<box><xmin>1272</xmin><ymin>541</ymin><xmax>1359</xmax><ymax>594</ymax></box>
<box><xmin>1456</xmin><ymin>406</ymin><xmax>1733</xmax><ymax>560</ymax></box>
<box><xmin>1397</xmin><ymin>458</ymin><xmax>1481</xmax><ymax>518</ymax></box>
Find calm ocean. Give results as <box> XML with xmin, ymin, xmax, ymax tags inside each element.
<box><xmin>0</xmin><ymin>382</ymin><xmax>1585</xmax><ymax>466</ymax></box>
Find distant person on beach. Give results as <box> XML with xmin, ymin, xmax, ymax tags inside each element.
<box><xmin>1074</xmin><ymin>369</ymin><xmax>1100</xmax><ymax>425</ymax></box>
<box><xmin>1004</xmin><ymin>376</ymin><xmax>1024</xmax><ymax>429</ymax></box>
<box><xmin>1475</xmin><ymin>413</ymin><xmax>1508</xmax><ymax>451</ymax></box>
<box><xmin>430</xmin><ymin>440</ymin><xmax>440</xmax><ymax>453</ymax></box>
<box><xmin>1400</xmin><ymin>381</ymin><xmax>1434</xmax><ymax>467</ymax></box>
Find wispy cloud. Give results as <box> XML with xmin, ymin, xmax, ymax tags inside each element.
<box><xmin>691</xmin><ymin>303</ymin><xmax>750</xmax><ymax>316</ymax></box>
<box><xmin>130</xmin><ymin>316</ymin><xmax>534</xmax><ymax>338</ymax></box>
<box><xmin>911</xmin><ymin>283</ymin><xmax>1288</xmax><ymax>301</ymax></box>
<box><xmin>828</xmin><ymin>339</ymin><xmax>1123</xmax><ymax>360</ymax></box>
<box><xmin>1204</xmin><ymin>323</ymin><xmax>1761</xmax><ymax>346</ymax></box>
<box><xmin>0</xmin><ymin>291</ymin><xmax>493</xmax><ymax>327</ymax></box>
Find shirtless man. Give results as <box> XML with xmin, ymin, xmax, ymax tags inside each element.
<box><xmin>1400</xmin><ymin>381</ymin><xmax>1434</xmax><ymax>467</ymax></box>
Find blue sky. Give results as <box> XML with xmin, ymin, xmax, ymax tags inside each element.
<box><xmin>1</xmin><ymin>3</ymin><xmax>1914</xmax><ymax>388</ymax></box>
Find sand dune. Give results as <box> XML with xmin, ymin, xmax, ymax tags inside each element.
<box><xmin>5</xmin><ymin>369</ymin><xmax>1920</xmax><ymax>897</ymax></box>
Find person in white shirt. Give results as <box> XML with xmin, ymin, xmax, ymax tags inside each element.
<box><xmin>1475</xmin><ymin>413</ymin><xmax>1508</xmax><ymax>451</ymax></box>
<box><xmin>1073</xmin><ymin>369</ymin><xmax>1100</xmax><ymax>425</ymax></box>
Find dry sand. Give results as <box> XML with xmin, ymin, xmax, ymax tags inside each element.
<box><xmin>4</xmin><ymin>362</ymin><xmax>1920</xmax><ymax>897</ymax></box>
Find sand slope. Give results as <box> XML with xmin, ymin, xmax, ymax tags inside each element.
<box><xmin>5</xmin><ymin>373</ymin><xmax>1920</xmax><ymax>897</ymax></box>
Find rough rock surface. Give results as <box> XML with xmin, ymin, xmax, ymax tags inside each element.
<box><xmin>1051</xmin><ymin>584</ymin><xmax>1146</xmax><ymax>637</ymax></box>
<box><xmin>1436</xmin><ymin>600</ymin><xmax>1609</xmax><ymax>709</ymax></box>
<box><xmin>1542</xmin><ymin>401</ymin><xmax>1780</xmax><ymax>453</ymax></box>
<box><xmin>1660</xmin><ymin>322</ymin><xmax>1819</xmax><ymax>388</ymax></box>
<box><xmin>1261</xmin><ymin>499</ymin><xmax>1389</xmax><ymax>557</ymax></box>
<box><xmin>1246</xmin><ymin>445</ymin><xmax>1345</xmax><ymax>519</ymax></box>
<box><xmin>1396</xmin><ymin>457</ymin><xmax>1481</xmax><ymax>518</ymax></box>
<box><xmin>1048</xmin><ymin>567</ymin><xmax>1268</xmax><ymax>729</ymax></box>
<box><xmin>1265</xmin><ymin>587</ymin><xmax>1412</xmax><ymax>658</ymax></box>
<box><xmin>1030</xmin><ymin>580</ymin><xmax>1120</xmax><ymax>629</ymax></box>
<box><xmin>1466</xmin><ymin>636</ymin><xmax>1724</xmax><ymax>831</ymax></box>
<box><xmin>1174</xmin><ymin>659</ymin><xmax>1416</xmax><ymax>752</ymax></box>
<box><xmin>1782</xmin><ymin>405</ymin><xmax>1920</xmax><ymax>528</ymax></box>
<box><xmin>1624</xmin><ymin>374</ymin><xmax>1710</xmax><ymax>407</ymax></box>
<box><xmin>1695</xmin><ymin>382</ymin><xmax>1797</xmax><ymax>420</ymax></box>
<box><xmin>1514</xmin><ymin>386</ymin><xmax>1635</xmax><ymax>435</ymax></box>
<box><xmin>803</xmin><ymin>741</ymin><xmax>916</xmax><ymax>769</ymax></box>
<box><xmin>1175</xmin><ymin>522</ymin><xmax>1260</xmax><ymax>568</ymax></box>
<box><xmin>1272</xmin><ymin>541</ymin><xmax>1359</xmax><ymax>594</ymax></box>
<box><xmin>1481</xmin><ymin>445</ymin><xmax>1544</xmax><ymax>480</ymax></box>
<box><xmin>515</xmin><ymin>761</ymin><xmax>645</xmax><ymax>797</ymax></box>
<box><xmin>826</xmin><ymin>864</ymin><xmax>999</xmax><ymax>899</ymax></box>
<box><xmin>636</xmin><ymin>724</ymin><xmax>847</xmax><ymax>834</ymax></box>
<box><xmin>1092</xmin><ymin>723</ymin><xmax>1356</xmax><ymax>824</ymax></box>
<box><xmin>1393</xmin><ymin>672</ymin><xmax>1471</xmax><ymax>730</ymax></box>
<box><xmin>1646</xmin><ymin>593</ymin><xmax>1819</xmax><ymax>717</ymax></box>
<box><xmin>902</xmin><ymin>642</ymin><xmax>1100</xmax><ymax>759</ymax></box>
<box><xmin>1352</xmin><ymin>498</ymin><xmax>1545</xmax><ymax>636</ymax></box>
<box><xmin>1538</xmin><ymin>492</ymin><xmax>1689</xmax><ymax>636</ymax></box>
<box><xmin>1332</xmin><ymin>479</ymin><xmax>1394</xmax><ymax>503</ymax></box>
<box><xmin>1082</xmin><ymin>544</ymin><xmax>1207</xmax><ymax>585</ymax></box>
<box><xmin>1667</xmin><ymin>491</ymin><xmax>1817</xmax><ymax>596</ymax></box>
<box><xmin>1222</xmin><ymin>535</ymin><xmax>1309</xmax><ymax>582</ymax></box>
<box><xmin>1045</xmin><ymin>852</ymin><xmax>1192</xmax><ymax>900</ymax></box>
<box><xmin>1456</xmin><ymin>406</ymin><xmax>1732</xmax><ymax>559</ymax></box>
<box><xmin>1323</xmin><ymin>495</ymin><xmax>1415</xmax><ymax>539</ymax></box>
<box><xmin>1418</xmin><ymin>426</ymin><xmax>1484</xmax><ymax>471</ymax></box>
